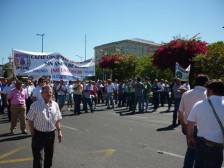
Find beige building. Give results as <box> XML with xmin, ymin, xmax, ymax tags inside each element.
<box><xmin>94</xmin><ymin>38</ymin><xmax>160</xmax><ymax>63</ymax></box>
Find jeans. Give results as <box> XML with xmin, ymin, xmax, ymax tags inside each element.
<box><xmin>160</xmin><ymin>91</ymin><xmax>165</xmax><ymax>106</ymax></box>
<box><xmin>83</xmin><ymin>97</ymin><xmax>93</xmax><ymax>112</ymax></box>
<box><xmin>97</xmin><ymin>90</ymin><xmax>104</xmax><ymax>104</ymax></box>
<box><xmin>195</xmin><ymin>137</ymin><xmax>223</xmax><ymax>168</ymax></box>
<box><xmin>106</xmin><ymin>92</ymin><xmax>114</xmax><ymax>108</ymax></box>
<box><xmin>73</xmin><ymin>94</ymin><xmax>82</xmax><ymax>114</ymax></box>
<box><xmin>153</xmin><ymin>97</ymin><xmax>159</xmax><ymax>110</ymax></box>
<box><xmin>184</xmin><ymin>126</ymin><xmax>198</xmax><ymax>168</ymax></box>
<box><xmin>133</xmin><ymin>95</ymin><xmax>143</xmax><ymax>113</ymax></box>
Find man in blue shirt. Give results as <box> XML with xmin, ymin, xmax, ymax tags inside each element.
<box><xmin>83</xmin><ymin>80</ymin><xmax>93</xmax><ymax>113</ymax></box>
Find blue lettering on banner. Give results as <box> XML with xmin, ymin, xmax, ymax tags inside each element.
<box><xmin>85</xmin><ymin>70</ymin><xmax>94</xmax><ymax>73</ymax></box>
<box><xmin>33</xmin><ymin>69</ymin><xmax>48</xmax><ymax>73</ymax></box>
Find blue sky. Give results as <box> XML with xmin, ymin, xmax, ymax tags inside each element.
<box><xmin>0</xmin><ymin>0</ymin><xmax>223</xmax><ymax>63</ymax></box>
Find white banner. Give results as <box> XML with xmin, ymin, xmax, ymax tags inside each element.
<box><xmin>175</xmin><ymin>62</ymin><xmax>191</xmax><ymax>81</ymax></box>
<box><xmin>13</xmin><ymin>49</ymin><xmax>95</xmax><ymax>80</ymax></box>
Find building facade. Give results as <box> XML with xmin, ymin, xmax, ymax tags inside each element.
<box><xmin>94</xmin><ymin>38</ymin><xmax>160</xmax><ymax>63</ymax></box>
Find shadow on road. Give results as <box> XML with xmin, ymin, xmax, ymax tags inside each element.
<box><xmin>156</xmin><ymin>124</ymin><xmax>178</xmax><ymax>131</ymax></box>
<box><xmin>0</xmin><ymin>134</ymin><xmax>31</xmax><ymax>142</ymax></box>
<box><xmin>160</xmin><ymin>110</ymin><xmax>174</xmax><ymax>113</ymax></box>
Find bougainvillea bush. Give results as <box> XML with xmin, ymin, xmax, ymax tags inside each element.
<box><xmin>152</xmin><ymin>39</ymin><xmax>208</xmax><ymax>70</ymax></box>
<box><xmin>99</xmin><ymin>54</ymin><xmax>123</xmax><ymax>69</ymax></box>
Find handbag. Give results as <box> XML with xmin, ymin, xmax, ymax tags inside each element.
<box><xmin>208</xmin><ymin>98</ymin><xmax>224</xmax><ymax>148</ymax></box>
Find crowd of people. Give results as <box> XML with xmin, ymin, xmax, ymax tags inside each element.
<box><xmin>0</xmin><ymin>74</ymin><xmax>224</xmax><ymax>168</ymax></box>
<box><xmin>0</xmin><ymin>75</ymin><xmax>190</xmax><ymax>131</ymax></box>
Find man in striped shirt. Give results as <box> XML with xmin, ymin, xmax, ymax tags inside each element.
<box><xmin>27</xmin><ymin>85</ymin><xmax>62</xmax><ymax>168</ymax></box>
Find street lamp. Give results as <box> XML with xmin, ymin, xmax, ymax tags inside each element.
<box><xmin>36</xmin><ymin>33</ymin><xmax>44</xmax><ymax>52</ymax></box>
<box><xmin>2</xmin><ymin>57</ymin><xmax>4</xmax><ymax>66</ymax></box>
<box><xmin>76</xmin><ymin>55</ymin><xmax>83</xmax><ymax>61</ymax></box>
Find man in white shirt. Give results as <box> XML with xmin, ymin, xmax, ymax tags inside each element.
<box><xmin>32</xmin><ymin>78</ymin><xmax>46</xmax><ymax>102</ymax></box>
<box><xmin>2</xmin><ymin>80</ymin><xmax>14</xmax><ymax>121</ymax></box>
<box><xmin>65</xmin><ymin>81</ymin><xmax>73</xmax><ymax>111</ymax></box>
<box><xmin>187</xmin><ymin>79</ymin><xmax>224</xmax><ymax>168</ymax></box>
<box><xmin>106</xmin><ymin>79</ymin><xmax>114</xmax><ymax>109</ymax></box>
<box><xmin>23</xmin><ymin>79</ymin><xmax>35</xmax><ymax>114</ymax></box>
<box><xmin>113</xmin><ymin>79</ymin><xmax>119</xmax><ymax>105</ymax></box>
<box><xmin>178</xmin><ymin>74</ymin><xmax>208</xmax><ymax>168</ymax></box>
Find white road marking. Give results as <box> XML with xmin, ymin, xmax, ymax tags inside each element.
<box><xmin>157</xmin><ymin>150</ymin><xmax>184</xmax><ymax>158</ymax></box>
<box><xmin>130</xmin><ymin>115</ymin><xmax>148</xmax><ymax>119</ymax></box>
<box><xmin>61</xmin><ymin>125</ymin><xmax>78</xmax><ymax>131</ymax></box>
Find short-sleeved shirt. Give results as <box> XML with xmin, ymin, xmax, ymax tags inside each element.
<box><xmin>106</xmin><ymin>83</ymin><xmax>114</xmax><ymax>93</ymax></box>
<box><xmin>143</xmin><ymin>82</ymin><xmax>152</xmax><ymax>94</ymax></box>
<box><xmin>172</xmin><ymin>84</ymin><xmax>183</xmax><ymax>98</ymax></box>
<box><xmin>23</xmin><ymin>84</ymin><xmax>35</xmax><ymax>97</ymax></box>
<box><xmin>73</xmin><ymin>83</ymin><xmax>83</xmax><ymax>95</ymax></box>
<box><xmin>179</xmin><ymin>86</ymin><xmax>207</xmax><ymax>124</ymax></box>
<box><xmin>114</xmin><ymin>83</ymin><xmax>119</xmax><ymax>91</ymax></box>
<box><xmin>56</xmin><ymin>84</ymin><xmax>66</xmax><ymax>95</ymax></box>
<box><xmin>27</xmin><ymin>99</ymin><xmax>62</xmax><ymax>132</ymax></box>
<box><xmin>152</xmin><ymin>84</ymin><xmax>160</xmax><ymax>98</ymax></box>
<box><xmin>65</xmin><ymin>84</ymin><xmax>73</xmax><ymax>94</ymax></box>
<box><xmin>188</xmin><ymin>96</ymin><xmax>224</xmax><ymax>143</ymax></box>
<box><xmin>3</xmin><ymin>85</ymin><xmax>13</xmax><ymax>95</ymax></box>
<box><xmin>7</xmin><ymin>88</ymin><xmax>28</xmax><ymax>105</ymax></box>
<box><xmin>32</xmin><ymin>86</ymin><xmax>43</xmax><ymax>101</ymax></box>
<box><xmin>83</xmin><ymin>84</ymin><xmax>93</xmax><ymax>98</ymax></box>
<box><xmin>133</xmin><ymin>82</ymin><xmax>144</xmax><ymax>97</ymax></box>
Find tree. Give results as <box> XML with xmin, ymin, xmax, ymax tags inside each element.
<box><xmin>136</xmin><ymin>55</ymin><xmax>173</xmax><ymax>82</ymax></box>
<box><xmin>193</xmin><ymin>41</ymin><xmax>224</xmax><ymax>80</ymax></box>
<box><xmin>98</xmin><ymin>54</ymin><xmax>137</xmax><ymax>80</ymax></box>
<box><xmin>113</xmin><ymin>55</ymin><xmax>136</xmax><ymax>80</ymax></box>
<box><xmin>152</xmin><ymin>38</ymin><xmax>208</xmax><ymax>71</ymax></box>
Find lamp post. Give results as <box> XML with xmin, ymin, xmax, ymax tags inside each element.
<box><xmin>2</xmin><ymin>57</ymin><xmax>4</xmax><ymax>66</ymax></box>
<box><xmin>36</xmin><ymin>33</ymin><xmax>44</xmax><ymax>52</ymax></box>
<box><xmin>76</xmin><ymin>55</ymin><xmax>83</xmax><ymax>61</ymax></box>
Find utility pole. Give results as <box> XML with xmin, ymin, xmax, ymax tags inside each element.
<box><xmin>36</xmin><ymin>33</ymin><xmax>44</xmax><ymax>52</ymax></box>
<box><xmin>85</xmin><ymin>34</ymin><xmax>87</xmax><ymax>61</ymax></box>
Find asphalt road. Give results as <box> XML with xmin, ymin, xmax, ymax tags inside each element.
<box><xmin>0</xmin><ymin>103</ymin><xmax>222</xmax><ymax>168</ymax></box>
